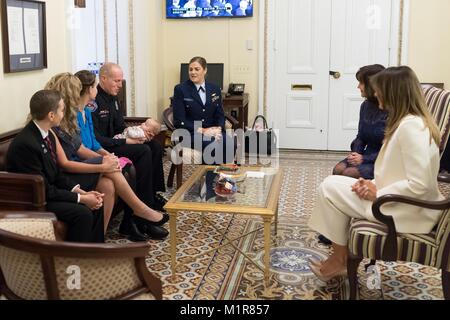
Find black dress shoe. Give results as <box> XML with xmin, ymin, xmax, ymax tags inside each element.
<box><xmin>134</xmin><ymin>213</ymin><xmax>169</xmax><ymax>227</ymax></box>
<box><xmin>154</xmin><ymin>212</ymin><xmax>169</xmax><ymax>226</ymax></box>
<box><xmin>137</xmin><ymin>223</ymin><xmax>169</xmax><ymax>240</ymax></box>
<box><xmin>119</xmin><ymin>220</ymin><xmax>148</xmax><ymax>242</ymax></box>
<box><xmin>318</xmin><ymin>234</ymin><xmax>332</xmax><ymax>246</ymax></box>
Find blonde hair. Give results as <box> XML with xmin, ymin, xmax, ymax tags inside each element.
<box><xmin>147</xmin><ymin>118</ymin><xmax>161</xmax><ymax>135</ymax></box>
<box><xmin>45</xmin><ymin>73</ymin><xmax>82</xmax><ymax>136</ymax></box>
<box><xmin>371</xmin><ymin>66</ymin><xmax>440</xmax><ymax>147</ymax></box>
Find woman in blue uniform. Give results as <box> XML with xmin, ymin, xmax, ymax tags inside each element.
<box><xmin>173</xmin><ymin>56</ymin><xmax>235</xmax><ymax>164</ymax></box>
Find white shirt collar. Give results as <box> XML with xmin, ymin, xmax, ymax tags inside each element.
<box><xmin>195</xmin><ymin>82</ymin><xmax>206</xmax><ymax>92</ymax></box>
<box><xmin>33</xmin><ymin>121</ymin><xmax>49</xmax><ymax>139</ymax></box>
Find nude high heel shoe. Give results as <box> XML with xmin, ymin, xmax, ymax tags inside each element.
<box><xmin>309</xmin><ymin>263</ymin><xmax>348</xmax><ymax>282</ymax></box>
<box><xmin>308</xmin><ymin>257</ymin><xmax>323</xmax><ymax>267</ymax></box>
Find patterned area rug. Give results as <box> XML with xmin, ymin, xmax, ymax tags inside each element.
<box><xmin>106</xmin><ymin>150</ymin><xmax>444</xmax><ymax>300</ymax></box>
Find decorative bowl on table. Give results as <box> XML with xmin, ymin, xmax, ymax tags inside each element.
<box><xmin>214</xmin><ymin>175</ymin><xmax>238</xmax><ymax>198</ymax></box>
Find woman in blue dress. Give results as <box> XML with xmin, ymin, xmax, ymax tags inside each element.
<box><xmin>333</xmin><ymin>64</ymin><xmax>387</xmax><ymax>180</ymax></box>
<box><xmin>319</xmin><ymin>64</ymin><xmax>387</xmax><ymax>246</ymax></box>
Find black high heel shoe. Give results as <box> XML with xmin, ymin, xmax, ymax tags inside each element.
<box><xmin>133</xmin><ymin>216</ymin><xmax>169</xmax><ymax>240</ymax></box>
<box><xmin>134</xmin><ymin>212</ymin><xmax>169</xmax><ymax>227</ymax></box>
<box><xmin>153</xmin><ymin>212</ymin><xmax>169</xmax><ymax>226</ymax></box>
<box><xmin>119</xmin><ymin>219</ymin><xmax>149</xmax><ymax>242</ymax></box>
<box><xmin>318</xmin><ymin>234</ymin><xmax>332</xmax><ymax>246</ymax></box>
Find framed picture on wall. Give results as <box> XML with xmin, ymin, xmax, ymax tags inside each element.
<box><xmin>1</xmin><ymin>0</ymin><xmax>47</xmax><ymax>73</ymax></box>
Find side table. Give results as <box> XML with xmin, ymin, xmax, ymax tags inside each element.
<box><xmin>222</xmin><ymin>93</ymin><xmax>249</xmax><ymax>130</ymax></box>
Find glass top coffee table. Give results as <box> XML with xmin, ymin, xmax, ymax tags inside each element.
<box><xmin>164</xmin><ymin>166</ymin><xmax>283</xmax><ymax>286</ymax></box>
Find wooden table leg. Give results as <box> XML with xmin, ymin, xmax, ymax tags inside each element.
<box><xmin>263</xmin><ymin>216</ymin><xmax>272</xmax><ymax>287</ymax></box>
<box><xmin>275</xmin><ymin>204</ymin><xmax>279</xmax><ymax>237</ymax></box>
<box><xmin>168</xmin><ymin>210</ymin><xmax>177</xmax><ymax>279</ymax></box>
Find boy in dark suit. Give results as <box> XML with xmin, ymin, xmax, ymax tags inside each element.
<box><xmin>6</xmin><ymin>90</ymin><xmax>105</xmax><ymax>243</ymax></box>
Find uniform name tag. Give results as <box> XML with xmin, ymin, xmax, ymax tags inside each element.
<box><xmin>99</xmin><ymin>110</ymin><xmax>110</xmax><ymax>118</ymax></box>
<box><xmin>184</xmin><ymin>98</ymin><xmax>194</xmax><ymax>102</ymax></box>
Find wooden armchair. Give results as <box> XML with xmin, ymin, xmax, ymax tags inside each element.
<box><xmin>162</xmin><ymin>106</ymin><xmax>239</xmax><ymax>189</ymax></box>
<box><xmin>0</xmin><ymin>127</ymin><xmax>135</xmax><ymax>239</ymax></box>
<box><xmin>0</xmin><ymin>129</ymin><xmax>68</xmax><ymax>240</ymax></box>
<box><xmin>0</xmin><ymin>212</ymin><xmax>162</xmax><ymax>300</ymax></box>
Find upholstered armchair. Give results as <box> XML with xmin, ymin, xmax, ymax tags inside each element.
<box><xmin>347</xmin><ymin>187</ymin><xmax>450</xmax><ymax>300</ymax></box>
<box><xmin>0</xmin><ymin>212</ymin><xmax>162</xmax><ymax>300</ymax></box>
<box><xmin>162</xmin><ymin>106</ymin><xmax>239</xmax><ymax>189</ymax></box>
<box><xmin>423</xmin><ymin>85</ymin><xmax>450</xmax><ymax>154</ymax></box>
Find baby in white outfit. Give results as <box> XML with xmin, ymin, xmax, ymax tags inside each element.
<box><xmin>114</xmin><ymin>118</ymin><xmax>161</xmax><ymax>141</ymax></box>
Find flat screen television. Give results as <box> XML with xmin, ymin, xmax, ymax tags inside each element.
<box><xmin>180</xmin><ymin>63</ymin><xmax>224</xmax><ymax>91</ymax></box>
<box><xmin>167</xmin><ymin>0</ymin><xmax>254</xmax><ymax>19</ymax></box>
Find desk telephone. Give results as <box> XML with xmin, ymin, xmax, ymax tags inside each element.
<box><xmin>228</xmin><ymin>83</ymin><xmax>245</xmax><ymax>96</ymax></box>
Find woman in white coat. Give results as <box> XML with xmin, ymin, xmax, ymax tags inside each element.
<box><xmin>308</xmin><ymin>66</ymin><xmax>444</xmax><ymax>281</ymax></box>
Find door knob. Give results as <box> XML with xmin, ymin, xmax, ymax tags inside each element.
<box><xmin>329</xmin><ymin>71</ymin><xmax>342</xmax><ymax>79</ymax></box>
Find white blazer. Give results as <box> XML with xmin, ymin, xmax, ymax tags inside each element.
<box><xmin>371</xmin><ymin>115</ymin><xmax>444</xmax><ymax>234</ymax></box>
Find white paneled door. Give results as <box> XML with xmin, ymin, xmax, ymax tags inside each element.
<box><xmin>272</xmin><ymin>0</ymin><xmax>332</xmax><ymax>150</ymax></box>
<box><xmin>269</xmin><ymin>0</ymin><xmax>394</xmax><ymax>151</ymax></box>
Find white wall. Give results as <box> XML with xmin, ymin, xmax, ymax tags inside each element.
<box><xmin>0</xmin><ymin>0</ymin><xmax>70</xmax><ymax>133</ymax></box>
<box><xmin>2</xmin><ymin>1</ymin><xmax>450</xmax><ymax>134</ymax></box>
<box><xmin>146</xmin><ymin>2</ymin><xmax>260</xmax><ymax>121</ymax></box>
<box><xmin>408</xmin><ymin>0</ymin><xmax>450</xmax><ymax>89</ymax></box>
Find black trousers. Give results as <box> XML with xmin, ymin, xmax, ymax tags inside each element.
<box><xmin>441</xmin><ymin>143</ymin><xmax>450</xmax><ymax>172</ymax></box>
<box><xmin>46</xmin><ymin>202</ymin><xmax>104</xmax><ymax>243</ymax></box>
<box><xmin>106</xmin><ymin>140</ymin><xmax>165</xmax><ymax>208</ymax></box>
